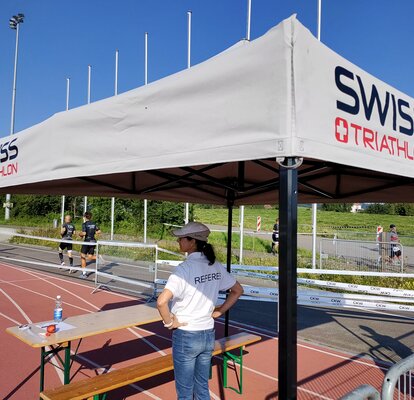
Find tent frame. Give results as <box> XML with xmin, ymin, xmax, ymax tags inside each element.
<box><xmin>71</xmin><ymin>158</ymin><xmax>414</xmax><ymax>205</ymax></box>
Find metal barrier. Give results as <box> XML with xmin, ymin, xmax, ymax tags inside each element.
<box><xmin>340</xmin><ymin>384</ymin><xmax>380</xmax><ymax>400</ymax></box>
<box><xmin>94</xmin><ymin>240</ymin><xmax>159</xmax><ymax>296</ymax></box>
<box><xmin>320</xmin><ymin>238</ymin><xmax>404</xmax><ymax>272</ymax></box>
<box><xmin>382</xmin><ymin>353</ymin><xmax>414</xmax><ymax>400</ymax></box>
<box><xmin>94</xmin><ymin>242</ymin><xmax>183</xmax><ymax>297</ymax></box>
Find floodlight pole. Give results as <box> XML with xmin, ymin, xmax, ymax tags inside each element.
<box><xmin>312</xmin><ymin>0</ymin><xmax>322</xmax><ymax>267</ymax></box>
<box><xmin>278</xmin><ymin>157</ymin><xmax>298</xmax><ymax>400</ymax></box>
<box><xmin>5</xmin><ymin>14</ymin><xmax>24</xmax><ymax>220</ymax></box>
<box><xmin>143</xmin><ymin>33</ymin><xmax>148</xmax><ymax>243</ymax></box>
<box><xmin>84</xmin><ymin>66</ymin><xmax>92</xmax><ymax>215</ymax></box>
<box><xmin>184</xmin><ymin>10</ymin><xmax>192</xmax><ymax>225</ymax></box>
<box><xmin>110</xmin><ymin>50</ymin><xmax>119</xmax><ymax>241</ymax></box>
<box><xmin>246</xmin><ymin>0</ymin><xmax>252</xmax><ymax>40</ymax></box>
<box><xmin>187</xmin><ymin>11</ymin><xmax>192</xmax><ymax>70</ymax></box>
<box><xmin>317</xmin><ymin>0</ymin><xmax>322</xmax><ymax>41</ymax></box>
<box><xmin>239</xmin><ymin>0</ymin><xmax>251</xmax><ymax>262</ymax></box>
<box><xmin>61</xmin><ymin>78</ymin><xmax>70</xmax><ymax>225</ymax></box>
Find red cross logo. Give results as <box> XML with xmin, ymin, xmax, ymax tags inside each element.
<box><xmin>335</xmin><ymin>117</ymin><xmax>349</xmax><ymax>143</ymax></box>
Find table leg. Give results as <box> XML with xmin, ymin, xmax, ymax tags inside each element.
<box><xmin>64</xmin><ymin>341</ymin><xmax>71</xmax><ymax>384</ymax></box>
<box><xmin>40</xmin><ymin>347</ymin><xmax>46</xmax><ymax>393</ymax></box>
<box><xmin>39</xmin><ymin>341</ymin><xmax>72</xmax><ymax>395</ymax></box>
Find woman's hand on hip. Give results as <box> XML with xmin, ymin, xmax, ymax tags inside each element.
<box><xmin>169</xmin><ymin>314</ymin><xmax>187</xmax><ymax>330</ymax></box>
<box><xmin>212</xmin><ymin>306</ymin><xmax>223</xmax><ymax>319</ymax></box>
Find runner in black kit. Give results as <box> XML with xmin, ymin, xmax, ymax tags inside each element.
<box><xmin>271</xmin><ymin>218</ymin><xmax>279</xmax><ymax>255</ymax></box>
<box><xmin>79</xmin><ymin>211</ymin><xmax>101</xmax><ymax>278</ymax></box>
<box><xmin>58</xmin><ymin>215</ymin><xmax>76</xmax><ymax>273</ymax></box>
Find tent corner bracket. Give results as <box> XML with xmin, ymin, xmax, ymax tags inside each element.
<box><xmin>276</xmin><ymin>157</ymin><xmax>303</xmax><ymax>169</ymax></box>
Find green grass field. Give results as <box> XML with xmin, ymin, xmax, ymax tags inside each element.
<box><xmin>193</xmin><ymin>206</ymin><xmax>414</xmax><ymax>236</ymax></box>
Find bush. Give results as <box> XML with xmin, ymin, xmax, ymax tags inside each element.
<box><xmin>364</xmin><ymin>203</ymin><xmax>391</xmax><ymax>214</ymax></box>
<box><xmin>321</xmin><ymin>203</ymin><xmax>352</xmax><ymax>212</ymax></box>
<box><xmin>11</xmin><ymin>195</ymin><xmax>61</xmax><ymax>218</ymax></box>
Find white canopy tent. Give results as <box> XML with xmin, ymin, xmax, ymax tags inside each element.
<box><xmin>1</xmin><ymin>15</ymin><xmax>413</xmax><ymax>398</ymax></box>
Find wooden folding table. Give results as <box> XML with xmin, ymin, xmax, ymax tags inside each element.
<box><xmin>6</xmin><ymin>303</ymin><xmax>162</xmax><ymax>394</ymax></box>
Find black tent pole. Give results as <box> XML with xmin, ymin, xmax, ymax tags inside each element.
<box><xmin>278</xmin><ymin>157</ymin><xmax>298</xmax><ymax>400</ymax></box>
<box><xmin>224</xmin><ymin>192</ymin><xmax>234</xmax><ymax>337</ymax></box>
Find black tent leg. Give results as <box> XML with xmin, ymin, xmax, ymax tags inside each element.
<box><xmin>224</xmin><ymin>197</ymin><xmax>234</xmax><ymax>337</ymax></box>
<box><xmin>278</xmin><ymin>157</ymin><xmax>298</xmax><ymax>400</ymax></box>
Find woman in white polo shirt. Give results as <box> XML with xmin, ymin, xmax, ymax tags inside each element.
<box><xmin>157</xmin><ymin>222</ymin><xmax>243</xmax><ymax>400</ymax></box>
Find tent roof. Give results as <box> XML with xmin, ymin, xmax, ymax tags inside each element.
<box><xmin>0</xmin><ymin>15</ymin><xmax>413</xmax><ymax>204</ymax></box>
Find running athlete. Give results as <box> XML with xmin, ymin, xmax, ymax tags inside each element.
<box><xmin>58</xmin><ymin>215</ymin><xmax>76</xmax><ymax>273</ymax></box>
<box><xmin>79</xmin><ymin>211</ymin><xmax>101</xmax><ymax>278</ymax></box>
<box><xmin>271</xmin><ymin>218</ymin><xmax>279</xmax><ymax>254</ymax></box>
<box><xmin>389</xmin><ymin>224</ymin><xmax>402</xmax><ymax>263</ymax></box>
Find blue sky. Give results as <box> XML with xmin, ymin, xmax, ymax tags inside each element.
<box><xmin>0</xmin><ymin>0</ymin><xmax>413</xmax><ymax>136</ymax></box>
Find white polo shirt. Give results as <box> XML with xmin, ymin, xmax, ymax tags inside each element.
<box><xmin>165</xmin><ymin>252</ymin><xmax>236</xmax><ymax>331</ymax></box>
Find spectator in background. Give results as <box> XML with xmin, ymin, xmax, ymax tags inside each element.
<box><xmin>271</xmin><ymin>218</ymin><xmax>279</xmax><ymax>255</ymax></box>
<box><xmin>389</xmin><ymin>224</ymin><xmax>402</xmax><ymax>264</ymax></box>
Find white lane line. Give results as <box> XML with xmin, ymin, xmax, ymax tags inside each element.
<box><xmin>2</xmin><ymin>262</ymin><xmax>166</xmax><ymax>357</ymax></box>
<box><xmin>215</xmin><ymin>319</ymin><xmax>389</xmax><ymax>370</ymax></box>
<box><xmin>133</xmin><ymin>326</ymin><xmax>172</xmax><ymax>343</ymax></box>
<box><xmin>0</xmin><ymin>278</ymin><xmax>41</xmax><ymax>284</ymax></box>
<box><xmin>297</xmin><ymin>343</ymin><xmax>389</xmax><ymax>370</ymax></box>
<box><xmin>209</xmin><ymin>390</ymin><xmax>221</xmax><ymax>400</ymax></box>
<box><xmin>1</xmin><ymin>261</ymin><xmax>168</xmax><ymax>368</ymax></box>
<box><xmin>213</xmin><ymin>354</ymin><xmax>333</xmax><ymax>400</ymax></box>
<box><xmin>127</xmin><ymin>327</ymin><xmax>167</xmax><ymax>356</ymax></box>
<box><xmin>0</xmin><ymin>287</ymin><xmax>65</xmax><ymax>384</ymax></box>
<box><xmin>247</xmin><ymin>365</ymin><xmax>335</xmax><ymax>400</ymax></box>
<box><xmin>0</xmin><ymin>262</ymin><xmax>141</xmax><ymax>301</ymax></box>
<box><xmin>0</xmin><ymin>280</ymin><xmax>92</xmax><ymax>313</ymax></box>
<box><xmin>1</xmin><ymin>287</ymin><xmax>32</xmax><ymax>323</ymax></box>
<box><xmin>0</xmin><ymin>311</ymin><xmax>21</xmax><ymax>325</ymax></box>
<box><xmin>5</xmin><ymin>266</ymin><xmax>99</xmax><ymax>312</ymax></box>
<box><xmin>5</xmin><ymin>261</ymin><xmax>387</xmax><ymax>372</ymax></box>
<box><xmin>0</xmin><ymin>268</ymin><xmax>163</xmax><ymax>399</ymax></box>
<box><xmin>0</xmin><ymin>258</ymin><xmax>387</xmax><ymax>393</ymax></box>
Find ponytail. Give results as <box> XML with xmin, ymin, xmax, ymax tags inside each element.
<box><xmin>196</xmin><ymin>240</ymin><xmax>216</xmax><ymax>265</ymax></box>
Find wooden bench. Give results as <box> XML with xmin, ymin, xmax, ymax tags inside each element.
<box><xmin>40</xmin><ymin>332</ymin><xmax>261</xmax><ymax>400</ymax></box>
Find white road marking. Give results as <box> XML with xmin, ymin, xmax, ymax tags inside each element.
<box><xmin>0</xmin><ymin>258</ymin><xmax>392</xmax><ymax>397</ymax></box>
<box><xmin>0</xmin><ymin>311</ymin><xmax>21</xmax><ymax>325</ymax></box>
<box><xmin>0</xmin><ymin>287</ymin><xmax>65</xmax><ymax>384</ymax></box>
<box><xmin>0</xmin><ymin>278</ymin><xmax>40</xmax><ymax>284</ymax></box>
<box><xmin>2</xmin><ymin>262</ymin><xmax>167</xmax><ymax>357</ymax></box>
<box><xmin>0</xmin><ymin>261</ymin><xmax>141</xmax><ymax>301</ymax></box>
<box><xmin>0</xmin><ymin>279</ymin><xmax>92</xmax><ymax>313</ymax></box>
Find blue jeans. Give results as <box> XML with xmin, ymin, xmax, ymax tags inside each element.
<box><xmin>172</xmin><ymin>328</ymin><xmax>215</xmax><ymax>400</ymax></box>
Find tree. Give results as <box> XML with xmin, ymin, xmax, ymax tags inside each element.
<box><xmin>321</xmin><ymin>203</ymin><xmax>352</xmax><ymax>212</ymax></box>
<box><xmin>364</xmin><ymin>203</ymin><xmax>391</xmax><ymax>214</ymax></box>
<box><xmin>11</xmin><ymin>195</ymin><xmax>61</xmax><ymax>218</ymax></box>
<box><xmin>394</xmin><ymin>203</ymin><xmax>414</xmax><ymax>216</ymax></box>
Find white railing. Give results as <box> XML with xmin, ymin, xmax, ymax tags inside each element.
<box><xmin>340</xmin><ymin>384</ymin><xmax>380</xmax><ymax>400</ymax></box>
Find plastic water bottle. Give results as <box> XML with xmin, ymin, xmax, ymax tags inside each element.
<box><xmin>54</xmin><ymin>295</ymin><xmax>63</xmax><ymax>323</ymax></box>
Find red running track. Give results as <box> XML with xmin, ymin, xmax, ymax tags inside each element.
<box><xmin>0</xmin><ymin>262</ymin><xmax>387</xmax><ymax>399</ymax></box>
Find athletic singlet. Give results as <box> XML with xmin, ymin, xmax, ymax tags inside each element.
<box><xmin>82</xmin><ymin>221</ymin><xmax>100</xmax><ymax>242</ymax></box>
<box><xmin>61</xmin><ymin>223</ymin><xmax>76</xmax><ymax>240</ymax></box>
